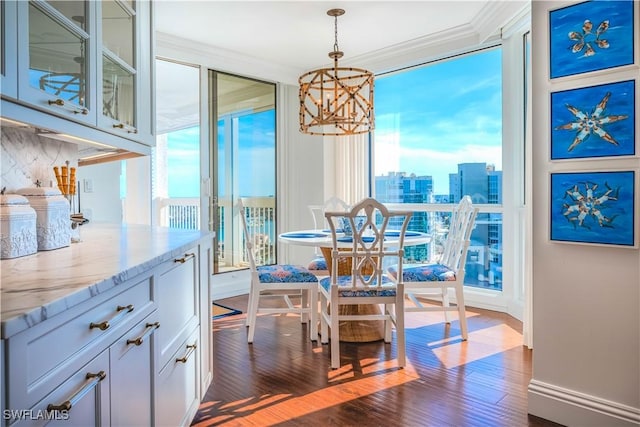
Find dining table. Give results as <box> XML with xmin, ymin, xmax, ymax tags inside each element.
<box><xmin>279</xmin><ymin>228</ymin><xmax>431</xmax><ymax>342</ymax></box>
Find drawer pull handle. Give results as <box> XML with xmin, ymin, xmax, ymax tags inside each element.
<box><xmin>113</xmin><ymin>123</ymin><xmax>138</xmax><ymax>133</ymax></box>
<box><xmin>89</xmin><ymin>304</ymin><xmax>134</xmax><ymax>331</ymax></box>
<box><xmin>127</xmin><ymin>322</ymin><xmax>160</xmax><ymax>346</ymax></box>
<box><xmin>174</xmin><ymin>252</ymin><xmax>195</xmax><ymax>264</ymax></box>
<box><xmin>176</xmin><ymin>343</ymin><xmax>197</xmax><ymax>363</ymax></box>
<box><xmin>48</xmin><ymin>98</ymin><xmax>88</xmax><ymax>115</ymax></box>
<box><xmin>47</xmin><ymin>371</ymin><xmax>106</xmax><ymax>412</ymax></box>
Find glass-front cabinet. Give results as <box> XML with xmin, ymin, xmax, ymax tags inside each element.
<box><xmin>21</xmin><ymin>1</ymin><xmax>93</xmax><ymax>122</ymax></box>
<box><xmin>1</xmin><ymin>1</ymin><xmax>18</xmax><ymax>99</ymax></box>
<box><xmin>1</xmin><ymin>0</ymin><xmax>153</xmax><ymax>148</ymax></box>
<box><xmin>99</xmin><ymin>0</ymin><xmax>140</xmax><ymax>136</ymax></box>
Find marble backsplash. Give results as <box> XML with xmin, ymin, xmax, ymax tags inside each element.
<box><xmin>1</xmin><ymin>127</ymin><xmax>77</xmax><ymax>193</ymax></box>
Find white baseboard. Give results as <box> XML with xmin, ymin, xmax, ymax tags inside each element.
<box><xmin>211</xmin><ymin>269</ymin><xmax>251</xmax><ymax>300</ymax></box>
<box><xmin>528</xmin><ymin>379</ymin><xmax>640</xmax><ymax>426</ymax></box>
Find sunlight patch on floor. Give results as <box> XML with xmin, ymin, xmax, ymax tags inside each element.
<box><xmin>219</xmin><ymin>364</ymin><xmax>418</xmax><ymax>424</ymax></box>
<box><xmin>429</xmin><ymin>323</ymin><xmax>523</xmax><ymax>369</ymax></box>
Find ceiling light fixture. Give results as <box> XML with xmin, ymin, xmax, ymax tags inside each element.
<box><xmin>298</xmin><ymin>8</ymin><xmax>374</xmax><ymax>136</ymax></box>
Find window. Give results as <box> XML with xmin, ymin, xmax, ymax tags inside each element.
<box><xmin>210</xmin><ymin>72</ymin><xmax>276</xmax><ymax>274</ymax></box>
<box><xmin>153</xmin><ymin>59</ymin><xmax>201</xmax><ymax>230</ymax></box>
<box><xmin>374</xmin><ymin>47</ymin><xmax>503</xmax><ymax>291</ymax></box>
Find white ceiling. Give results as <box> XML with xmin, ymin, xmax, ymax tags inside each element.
<box><xmin>153</xmin><ymin>1</ymin><xmax>529</xmax><ymax>133</ymax></box>
<box><xmin>155</xmin><ymin>1</ymin><xmax>528</xmax><ymax>74</ymax></box>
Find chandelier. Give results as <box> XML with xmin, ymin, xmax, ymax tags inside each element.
<box><xmin>298</xmin><ymin>9</ymin><xmax>374</xmax><ymax>136</ymax></box>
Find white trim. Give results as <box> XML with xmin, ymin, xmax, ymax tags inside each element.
<box><xmin>528</xmin><ymin>380</ymin><xmax>640</xmax><ymax>426</ymax></box>
<box><xmin>211</xmin><ymin>269</ymin><xmax>251</xmax><ymax>300</ymax></box>
<box><xmin>156</xmin><ymin>32</ymin><xmax>299</xmax><ymax>85</ymax></box>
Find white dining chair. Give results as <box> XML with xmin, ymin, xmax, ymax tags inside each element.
<box><xmin>306</xmin><ymin>196</ymin><xmax>350</xmax><ymax>277</ymax></box>
<box><xmin>238</xmin><ymin>199</ymin><xmax>319</xmax><ymax>343</ymax></box>
<box><xmin>320</xmin><ymin>197</ymin><xmax>412</xmax><ymax>369</ymax></box>
<box><xmin>387</xmin><ymin>195</ymin><xmax>478</xmax><ymax>340</ymax></box>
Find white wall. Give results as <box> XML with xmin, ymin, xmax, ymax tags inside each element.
<box><xmin>77</xmin><ymin>161</ymin><xmax>123</xmax><ymax>222</ymax></box>
<box><xmin>529</xmin><ymin>2</ymin><xmax>640</xmax><ymax>425</ymax></box>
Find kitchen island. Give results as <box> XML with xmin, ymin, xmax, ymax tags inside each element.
<box><xmin>1</xmin><ymin>223</ymin><xmax>214</xmax><ymax>426</ymax></box>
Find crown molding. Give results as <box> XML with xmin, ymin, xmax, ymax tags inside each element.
<box><xmin>473</xmin><ymin>1</ymin><xmax>530</xmax><ymax>42</ymax></box>
<box><xmin>341</xmin><ymin>23</ymin><xmax>483</xmax><ymax>75</ymax></box>
<box><xmin>156</xmin><ymin>32</ymin><xmax>302</xmax><ymax>85</ymax></box>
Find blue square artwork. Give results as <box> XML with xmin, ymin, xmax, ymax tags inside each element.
<box><xmin>549</xmin><ymin>1</ymin><xmax>635</xmax><ymax>79</ymax></box>
<box><xmin>551</xmin><ymin>80</ymin><xmax>636</xmax><ymax>159</ymax></box>
<box><xmin>550</xmin><ymin>171</ymin><xmax>636</xmax><ymax>246</ymax></box>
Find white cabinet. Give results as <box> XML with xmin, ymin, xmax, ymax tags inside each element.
<box><xmin>5</xmin><ymin>275</ymin><xmax>154</xmax><ymax>413</ymax></box>
<box><xmin>1</xmin><ymin>237</ymin><xmax>212</xmax><ymax>427</ymax></box>
<box><xmin>156</xmin><ymin>250</ymin><xmax>199</xmax><ymax>370</ymax></box>
<box><xmin>110</xmin><ymin>312</ymin><xmax>159</xmax><ymax>426</ymax></box>
<box><xmin>155</xmin><ymin>326</ymin><xmax>200</xmax><ymax>427</ymax></box>
<box><xmin>154</xmin><ymin>246</ymin><xmax>204</xmax><ymax>426</ymax></box>
<box><xmin>13</xmin><ymin>350</ymin><xmax>111</xmax><ymax>427</ymax></box>
<box><xmin>0</xmin><ymin>1</ymin><xmax>18</xmax><ymax>99</ymax></box>
<box><xmin>1</xmin><ymin>0</ymin><xmax>154</xmax><ymax>150</ymax></box>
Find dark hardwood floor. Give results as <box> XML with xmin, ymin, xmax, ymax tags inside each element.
<box><xmin>193</xmin><ymin>295</ymin><xmax>562</xmax><ymax>427</ymax></box>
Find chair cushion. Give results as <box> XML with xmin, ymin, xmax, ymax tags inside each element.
<box><xmin>257</xmin><ymin>264</ymin><xmax>318</xmax><ymax>283</ymax></box>
<box><xmin>319</xmin><ymin>275</ymin><xmax>396</xmax><ymax>297</ymax></box>
<box><xmin>307</xmin><ymin>257</ymin><xmax>327</xmax><ymax>271</ymax></box>
<box><xmin>388</xmin><ymin>263</ymin><xmax>456</xmax><ymax>282</ymax></box>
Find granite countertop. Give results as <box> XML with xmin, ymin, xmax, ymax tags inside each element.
<box><xmin>0</xmin><ymin>223</ymin><xmax>213</xmax><ymax>339</ymax></box>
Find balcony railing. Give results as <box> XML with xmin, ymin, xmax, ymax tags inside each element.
<box><xmin>155</xmin><ymin>196</ymin><xmax>276</xmax><ymax>269</ymax></box>
<box><xmin>154</xmin><ymin>197</ymin><xmax>502</xmax><ymax>290</ymax></box>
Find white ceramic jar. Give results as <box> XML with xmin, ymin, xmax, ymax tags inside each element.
<box><xmin>0</xmin><ymin>194</ymin><xmax>38</xmax><ymax>259</ymax></box>
<box><xmin>17</xmin><ymin>187</ymin><xmax>71</xmax><ymax>251</ymax></box>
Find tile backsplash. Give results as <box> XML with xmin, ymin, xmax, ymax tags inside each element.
<box><xmin>1</xmin><ymin>127</ymin><xmax>77</xmax><ymax>192</ymax></box>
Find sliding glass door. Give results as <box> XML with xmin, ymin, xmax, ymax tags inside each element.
<box><xmin>209</xmin><ymin>71</ymin><xmax>276</xmax><ymax>274</ymax></box>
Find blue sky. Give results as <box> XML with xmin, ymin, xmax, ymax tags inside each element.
<box><xmin>374</xmin><ymin>47</ymin><xmax>503</xmax><ymax>195</ymax></box>
<box><xmin>165</xmin><ymin>48</ymin><xmax>502</xmax><ymax>198</ymax></box>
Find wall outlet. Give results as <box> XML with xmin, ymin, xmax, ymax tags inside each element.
<box><xmin>83</xmin><ymin>179</ymin><xmax>93</xmax><ymax>193</ymax></box>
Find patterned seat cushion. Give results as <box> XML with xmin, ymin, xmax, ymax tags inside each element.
<box><xmin>388</xmin><ymin>263</ymin><xmax>456</xmax><ymax>282</ymax></box>
<box><xmin>257</xmin><ymin>264</ymin><xmax>318</xmax><ymax>283</ymax></box>
<box><xmin>319</xmin><ymin>275</ymin><xmax>396</xmax><ymax>297</ymax></box>
<box><xmin>307</xmin><ymin>257</ymin><xmax>327</xmax><ymax>271</ymax></box>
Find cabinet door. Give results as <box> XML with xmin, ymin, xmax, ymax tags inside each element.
<box><xmin>155</xmin><ymin>327</ymin><xmax>200</xmax><ymax>427</ymax></box>
<box><xmin>110</xmin><ymin>311</ymin><xmax>160</xmax><ymax>427</ymax></box>
<box><xmin>12</xmin><ymin>350</ymin><xmax>110</xmax><ymax>427</ymax></box>
<box><xmin>16</xmin><ymin>0</ymin><xmax>97</xmax><ymax>124</ymax></box>
<box><xmin>97</xmin><ymin>0</ymin><xmax>153</xmax><ymax>144</ymax></box>
<box><xmin>156</xmin><ymin>249</ymin><xmax>199</xmax><ymax>371</ymax></box>
<box><xmin>1</xmin><ymin>0</ymin><xmax>18</xmax><ymax>99</ymax></box>
<box><xmin>198</xmin><ymin>240</ymin><xmax>214</xmax><ymax>398</ymax></box>
<box><xmin>97</xmin><ymin>0</ymin><xmax>136</xmax><ymax>135</ymax></box>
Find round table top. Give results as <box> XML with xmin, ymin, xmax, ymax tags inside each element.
<box><xmin>278</xmin><ymin>229</ymin><xmax>431</xmax><ymax>247</ymax></box>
